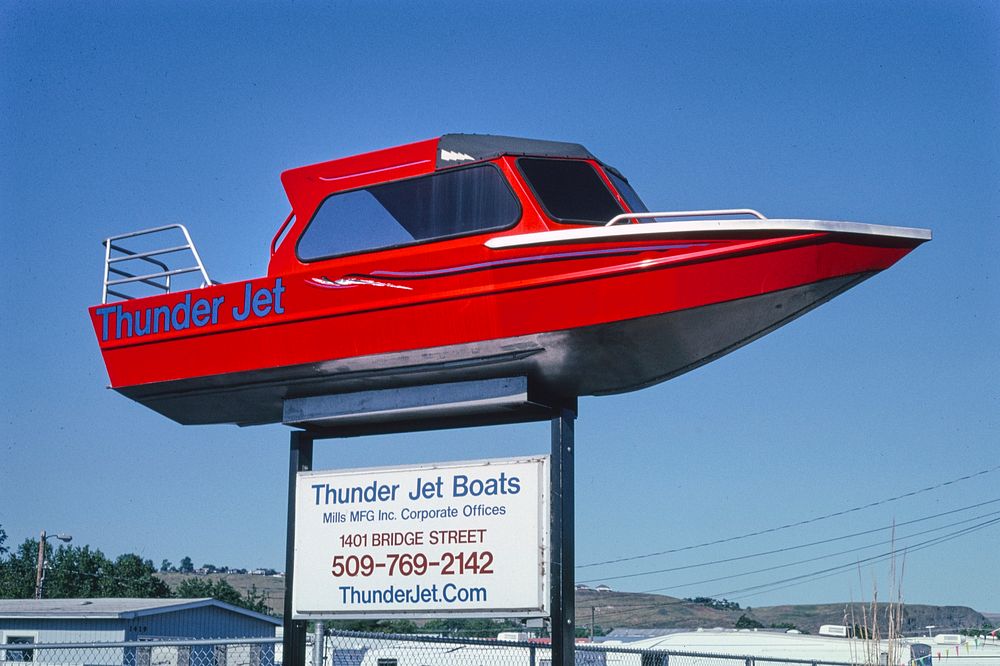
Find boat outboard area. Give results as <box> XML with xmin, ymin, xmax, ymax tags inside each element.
<box><xmin>90</xmin><ymin>133</ymin><xmax>931</xmax><ymax>426</ymax></box>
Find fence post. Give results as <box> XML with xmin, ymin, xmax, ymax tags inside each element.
<box><xmin>313</xmin><ymin>622</ymin><xmax>325</xmax><ymax>666</ymax></box>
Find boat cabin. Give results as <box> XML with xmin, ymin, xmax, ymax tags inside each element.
<box><xmin>266</xmin><ymin>133</ymin><xmax>648</xmax><ymax>277</ymax></box>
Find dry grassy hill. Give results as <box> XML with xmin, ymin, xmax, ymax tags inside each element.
<box><xmin>576</xmin><ymin>589</ymin><xmax>989</xmax><ymax>633</ymax></box>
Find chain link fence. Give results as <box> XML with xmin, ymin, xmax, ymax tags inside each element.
<box><xmin>0</xmin><ymin>637</ymin><xmax>280</xmax><ymax>666</ymax></box>
<box><xmin>0</xmin><ymin>633</ymin><xmax>854</xmax><ymax>666</ymax></box>
<box><xmin>321</xmin><ymin>632</ymin><xmax>856</xmax><ymax>666</ymax></box>
<box><xmin>11</xmin><ymin>630</ymin><xmax>995</xmax><ymax>666</ymax></box>
<box><xmin>319</xmin><ymin>630</ymin><xmax>1000</xmax><ymax>666</ymax></box>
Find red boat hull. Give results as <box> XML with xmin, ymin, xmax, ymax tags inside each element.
<box><xmin>91</xmin><ymin>232</ymin><xmax>916</xmax><ymax>425</ymax></box>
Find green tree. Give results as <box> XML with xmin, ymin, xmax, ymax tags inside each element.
<box><xmin>330</xmin><ymin>619</ymin><xmax>419</xmax><ymax>634</ymax></box>
<box><xmin>175</xmin><ymin>577</ymin><xmax>229</xmax><ymax>601</ymax></box>
<box><xmin>45</xmin><ymin>545</ymin><xmax>113</xmax><ymax>597</ymax></box>
<box><xmin>770</xmin><ymin>622</ymin><xmax>803</xmax><ymax>632</ymax></box>
<box><xmin>178</xmin><ymin>556</ymin><xmax>194</xmax><ymax>573</ymax></box>
<box><xmin>685</xmin><ymin>596</ymin><xmax>741</xmax><ymax>611</ymax></box>
<box><xmin>173</xmin><ymin>578</ymin><xmax>272</xmax><ymax>615</ymax></box>
<box><xmin>0</xmin><ymin>523</ymin><xmax>7</xmax><ymax>556</ymax></box>
<box><xmin>103</xmin><ymin>554</ymin><xmax>170</xmax><ymax>597</ymax></box>
<box><xmin>241</xmin><ymin>585</ymin><xmax>270</xmax><ymax>615</ymax></box>
<box><xmin>420</xmin><ymin>618</ymin><xmax>526</xmax><ymax>637</ymax></box>
<box><xmin>2</xmin><ymin>540</ymin><xmax>169</xmax><ymax>600</ymax></box>
<box><xmin>160</xmin><ymin>559</ymin><xmax>172</xmax><ymax>573</ymax></box>
<box><xmin>0</xmin><ymin>539</ymin><xmax>38</xmax><ymax>598</ymax></box>
<box><xmin>735</xmin><ymin>614</ymin><xmax>764</xmax><ymax>629</ymax></box>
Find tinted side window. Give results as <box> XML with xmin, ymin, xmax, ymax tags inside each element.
<box><xmin>608</xmin><ymin>170</ymin><xmax>649</xmax><ymax>214</ymax></box>
<box><xmin>518</xmin><ymin>158</ymin><xmax>624</xmax><ymax>224</ymax></box>
<box><xmin>297</xmin><ymin>165</ymin><xmax>520</xmax><ymax>261</ymax></box>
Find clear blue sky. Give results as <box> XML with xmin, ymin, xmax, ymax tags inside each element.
<box><xmin>2</xmin><ymin>1</ymin><xmax>997</xmax><ymax>614</ymax></box>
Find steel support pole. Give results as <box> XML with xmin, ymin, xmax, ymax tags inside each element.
<box><xmin>550</xmin><ymin>408</ymin><xmax>575</xmax><ymax>666</ymax></box>
<box><xmin>284</xmin><ymin>431</ymin><xmax>314</xmax><ymax>666</ymax></box>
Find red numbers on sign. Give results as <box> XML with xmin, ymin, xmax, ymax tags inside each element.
<box><xmin>331</xmin><ymin>555</ymin><xmax>376</xmax><ymax>577</ymax></box>
<box><xmin>386</xmin><ymin>553</ymin><xmax>429</xmax><ymax>576</ymax></box>
<box><xmin>440</xmin><ymin>551</ymin><xmax>494</xmax><ymax>575</ymax></box>
<box><xmin>329</xmin><ymin>552</ymin><xmax>495</xmax><ymax>577</ymax></box>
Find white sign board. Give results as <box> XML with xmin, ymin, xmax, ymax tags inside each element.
<box><xmin>293</xmin><ymin>455</ymin><xmax>549</xmax><ymax>618</ymax></box>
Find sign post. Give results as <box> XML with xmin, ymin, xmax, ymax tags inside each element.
<box><xmin>550</xmin><ymin>408</ymin><xmax>575</xmax><ymax>666</ymax></box>
<box><xmin>283</xmin><ymin>431</ymin><xmax>313</xmax><ymax>666</ymax></box>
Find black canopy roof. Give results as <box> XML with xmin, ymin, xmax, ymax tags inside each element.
<box><xmin>436</xmin><ymin>133</ymin><xmax>597</xmax><ymax>169</ymax></box>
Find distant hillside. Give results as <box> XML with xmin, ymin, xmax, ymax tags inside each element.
<box><xmin>575</xmin><ymin>589</ymin><xmax>734</xmax><ymax>629</ymax></box>
<box><xmin>751</xmin><ymin>603</ymin><xmax>988</xmax><ymax>634</ymax></box>
<box><xmin>156</xmin><ymin>574</ymin><xmax>991</xmax><ymax>632</ymax></box>
<box><xmin>575</xmin><ymin>589</ymin><xmax>988</xmax><ymax>634</ymax></box>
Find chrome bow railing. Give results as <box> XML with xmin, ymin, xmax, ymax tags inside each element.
<box><xmin>606</xmin><ymin>208</ymin><xmax>768</xmax><ymax>226</ymax></box>
<box><xmin>101</xmin><ymin>224</ymin><xmax>214</xmax><ymax>303</ymax></box>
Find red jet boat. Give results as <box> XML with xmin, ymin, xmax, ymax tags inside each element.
<box><xmin>90</xmin><ymin>134</ymin><xmax>930</xmax><ymax>426</ymax></box>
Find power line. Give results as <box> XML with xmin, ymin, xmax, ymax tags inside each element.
<box><xmin>709</xmin><ymin>515</ymin><xmax>1000</xmax><ymax>599</ymax></box>
<box><xmin>585</xmin><ymin>516</ymin><xmax>1000</xmax><ymax>623</ymax></box>
<box><xmin>578</xmin><ymin>498</ymin><xmax>1000</xmax><ymax>584</ymax></box>
<box><xmin>578</xmin><ymin>464</ymin><xmax>1000</xmax><ymax>569</ymax></box>
<box><xmin>634</xmin><ymin>509</ymin><xmax>1000</xmax><ymax>592</ymax></box>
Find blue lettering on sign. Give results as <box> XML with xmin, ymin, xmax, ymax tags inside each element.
<box><xmin>96</xmin><ymin>278</ymin><xmax>284</xmax><ymax>342</ymax></box>
<box><xmin>336</xmin><ymin>584</ymin><xmax>488</xmax><ymax>606</ymax></box>
<box><xmin>453</xmin><ymin>472</ymin><xmax>520</xmax><ymax>497</ymax></box>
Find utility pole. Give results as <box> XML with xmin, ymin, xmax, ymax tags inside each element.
<box><xmin>34</xmin><ymin>531</ymin><xmax>47</xmax><ymax>600</ymax></box>
<box><xmin>34</xmin><ymin>530</ymin><xmax>72</xmax><ymax>599</ymax></box>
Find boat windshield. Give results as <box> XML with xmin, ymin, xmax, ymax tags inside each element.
<box><xmin>606</xmin><ymin>170</ymin><xmax>649</xmax><ymax>215</ymax></box>
<box><xmin>297</xmin><ymin>164</ymin><xmax>520</xmax><ymax>261</ymax></box>
<box><xmin>518</xmin><ymin>158</ymin><xmax>625</xmax><ymax>225</ymax></box>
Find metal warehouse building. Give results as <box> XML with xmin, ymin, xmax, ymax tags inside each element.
<box><xmin>0</xmin><ymin>597</ymin><xmax>280</xmax><ymax>645</ymax></box>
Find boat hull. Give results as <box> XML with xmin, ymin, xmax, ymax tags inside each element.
<box><xmin>117</xmin><ymin>273</ymin><xmax>868</xmax><ymax>426</ymax></box>
<box><xmin>92</xmin><ymin>225</ymin><xmax>924</xmax><ymax>426</ymax></box>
